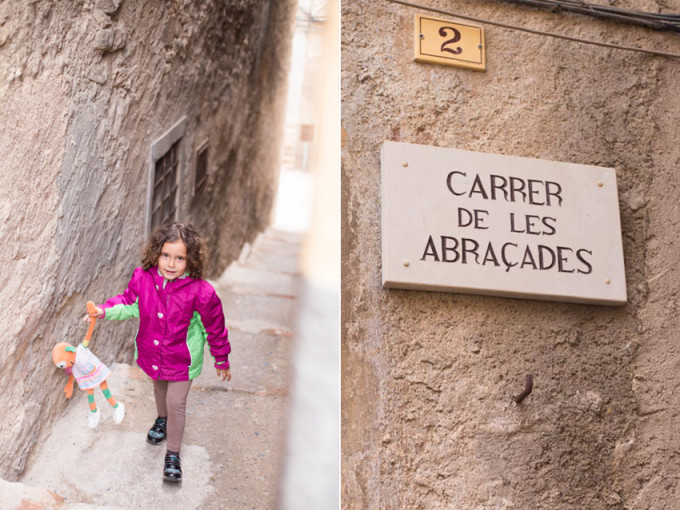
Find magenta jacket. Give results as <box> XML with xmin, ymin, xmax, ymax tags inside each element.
<box><xmin>99</xmin><ymin>267</ymin><xmax>231</xmax><ymax>381</ymax></box>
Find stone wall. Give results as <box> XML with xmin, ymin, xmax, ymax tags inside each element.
<box><xmin>342</xmin><ymin>0</ymin><xmax>680</xmax><ymax>508</ymax></box>
<box><xmin>0</xmin><ymin>0</ymin><xmax>295</xmax><ymax>480</ymax></box>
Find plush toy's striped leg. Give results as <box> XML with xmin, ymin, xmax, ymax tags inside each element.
<box><xmin>86</xmin><ymin>389</ymin><xmax>97</xmax><ymax>412</ymax></box>
<box><xmin>100</xmin><ymin>381</ymin><xmax>118</xmax><ymax>408</ymax></box>
<box><xmin>86</xmin><ymin>389</ymin><xmax>101</xmax><ymax>429</ymax></box>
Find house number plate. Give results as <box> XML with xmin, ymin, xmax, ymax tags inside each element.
<box><xmin>414</xmin><ymin>14</ymin><xmax>486</xmax><ymax>71</ymax></box>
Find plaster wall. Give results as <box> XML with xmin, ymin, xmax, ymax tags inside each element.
<box><xmin>0</xmin><ymin>0</ymin><xmax>294</xmax><ymax>480</ymax></box>
<box><xmin>342</xmin><ymin>0</ymin><xmax>680</xmax><ymax>508</ymax></box>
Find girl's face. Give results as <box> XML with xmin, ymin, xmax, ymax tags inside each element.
<box><xmin>158</xmin><ymin>240</ymin><xmax>187</xmax><ymax>280</ymax></box>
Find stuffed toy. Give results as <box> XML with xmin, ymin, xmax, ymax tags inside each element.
<box><xmin>52</xmin><ymin>301</ymin><xmax>125</xmax><ymax>428</ymax></box>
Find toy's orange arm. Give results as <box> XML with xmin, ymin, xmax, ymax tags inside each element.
<box><xmin>64</xmin><ymin>374</ymin><xmax>74</xmax><ymax>399</ymax></box>
<box><xmin>83</xmin><ymin>301</ymin><xmax>98</xmax><ymax>348</ymax></box>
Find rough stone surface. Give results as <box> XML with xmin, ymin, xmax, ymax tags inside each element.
<box><xmin>0</xmin><ymin>479</ymin><xmax>68</xmax><ymax>510</ymax></box>
<box><xmin>0</xmin><ymin>0</ymin><xmax>295</xmax><ymax>481</ymax></box>
<box><xmin>342</xmin><ymin>0</ymin><xmax>680</xmax><ymax>508</ymax></box>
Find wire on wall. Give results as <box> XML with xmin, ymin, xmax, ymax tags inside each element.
<box><xmin>497</xmin><ymin>0</ymin><xmax>680</xmax><ymax>33</ymax></box>
<box><xmin>386</xmin><ymin>0</ymin><xmax>680</xmax><ymax>59</ymax></box>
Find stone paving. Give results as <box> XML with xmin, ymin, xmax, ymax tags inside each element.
<box><xmin>9</xmin><ymin>228</ymin><xmax>301</xmax><ymax>510</ymax></box>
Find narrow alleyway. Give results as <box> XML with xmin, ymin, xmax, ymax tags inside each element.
<box><xmin>8</xmin><ymin>227</ymin><xmax>301</xmax><ymax>509</ymax></box>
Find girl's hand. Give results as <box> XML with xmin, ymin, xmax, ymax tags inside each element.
<box><xmin>216</xmin><ymin>368</ymin><xmax>231</xmax><ymax>382</ymax></box>
<box><xmin>82</xmin><ymin>306</ymin><xmax>104</xmax><ymax>323</ymax></box>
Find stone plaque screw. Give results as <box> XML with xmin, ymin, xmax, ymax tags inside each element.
<box><xmin>402</xmin><ymin>260</ymin><xmax>410</xmax><ymax>267</ymax></box>
<box><xmin>419</xmin><ymin>33</ymin><xmax>424</xmax><ymax>39</ymax></box>
<box><xmin>478</xmin><ymin>44</ymin><xmax>483</xmax><ymax>49</ymax></box>
<box><xmin>597</xmin><ymin>181</ymin><xmax>604</xmax><ymax>187</ymax></box>
<box><xmin>605</xmin><ymin>278</ymin><xmax>611</xmax><ymax>285</ymax></box>
<box><xmin>402</xmin><ymin>161</ymin><xmax>408</xmax><ymax>167</ymax></box>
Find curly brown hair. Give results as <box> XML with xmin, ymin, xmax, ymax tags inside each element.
<box><xmin>142</xmin><ymin>222</ymin><xmax>208</xmax><ymax>279</ymax></box>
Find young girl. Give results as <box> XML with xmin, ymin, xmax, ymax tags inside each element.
<box><xmin>85</xmin><ymin>222</ymin><xmax>231</xmax><ymax>483</ymax></box>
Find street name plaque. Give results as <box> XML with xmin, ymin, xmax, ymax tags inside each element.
<box><xmin>381</xmin><ymin>141</ymin><xmax>627</xmax><ymax>305</ymax></box>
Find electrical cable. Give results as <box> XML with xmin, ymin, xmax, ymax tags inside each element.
<box><xmin>386</xmin><ymin>0</ymin><xmax>680</xmax><ymax>59</ymax></box>
<box><xmin>495</xmin><ymin>0</ymin><xmax>680</xmax><ymax>32</ymax></box>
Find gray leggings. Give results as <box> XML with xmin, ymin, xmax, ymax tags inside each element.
<box><xmin>153</xmin><ymin>379</ymin><xmax>193</xmax><ymax>453</ymax></box>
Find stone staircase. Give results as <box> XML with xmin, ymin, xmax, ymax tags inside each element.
<box><xmin>5</xmin><ymin>228</ymin><xmax>302</xmax><ymax>510</ymax></box>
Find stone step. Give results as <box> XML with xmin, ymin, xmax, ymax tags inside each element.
<box><xmin>215</xmin><ymin>263</ymin><xmax>299</xmax><ymax>298</ymax></box>
<box><xmin>242</xmin><ymin>250</ymin><xmax>300</xmax><ymax>275</ymax></box>
<box><xmin>194</xmin><ymin>330</ymin><xmax>290</xmax><ymax>394</ymax></box>
<box><xmin>253</xmin><ymin>230</ymin><xmax>304</xmax><ymax>257</ymax></box>
<box><xmin>221</xmin><ymin>291</ymin><xmax>296</xmax><ymax>334</ymax></box>
<box><xmin>20</xmin><ymin>364</ymin><xmax>214</xmax><ymax>509</ymax></box>
<box><xmin>0</xmin><ymin>478</ymin><xmax>126</xmax><ymax>510</ymax></box>
<box><xmin>184</xmin><ymin>388</ymin><xmax>286</xmax><ymax>509</ymax></box>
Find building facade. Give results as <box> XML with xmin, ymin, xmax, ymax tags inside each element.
<box><xmin>342</xmin><ymin>0</ymin><xmax>680</xmax><ymax>507</ymax></box>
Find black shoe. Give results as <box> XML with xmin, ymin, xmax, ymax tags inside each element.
<box><xmin>146</xmin><ymin>416</ymin><xmax>167</xmax><ymax>445</ymax></box>
<box><xmin>163</xmin><ymin>453</ymin><xmax>182</xmax><ymax>483</ymax></box>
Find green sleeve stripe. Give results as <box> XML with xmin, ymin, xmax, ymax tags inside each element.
<box><xmin>187</xmin><ymin>312</ymin><xmax>207</xmax><ymax>379</ymax></box>
<box><xmin>105</xmin><ymin>300</ymin><xmax>140</xmax><ymax>321</ymax></box>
